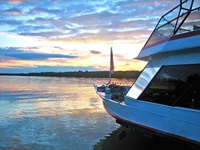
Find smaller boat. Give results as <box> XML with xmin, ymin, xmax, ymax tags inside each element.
<box><xmin>93</xmin><ymin>47</ymin><xmax>130</xmax><ymax>102</ymax></box>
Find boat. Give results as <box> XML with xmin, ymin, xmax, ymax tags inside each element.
<box><xmin>93</xmin><ymin>47</ymin><xmax>131</xmax><ymax>102</ymax></box>
<box><xmin>94</xmin><ymin>0</ymin><xmax>200</xmax><ymax>146</ymax></box>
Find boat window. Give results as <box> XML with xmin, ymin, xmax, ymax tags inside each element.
<box><xmin>138</xmin><ymin>64</ymin><xmax>200</xmax><ymax>110</ymax></box>
<box><xmin>126</xmin><ymin>67</ymin><xmax>160</xmax><ymax>99</ymax></box>
<box><xmin>144</xmin><ymin>2</ymin><xmax>200</xmax><ymax>47</ymax></box>
<box><xmin>176</xmin><ymin>9</ymin><xmax>200</xmax><ymax>34</ymax></box>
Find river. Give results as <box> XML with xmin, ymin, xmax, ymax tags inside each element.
<box><xmin>0</xmin><ymin>76</ymin><xmax>195</xmax><ymax>150</ymax></box>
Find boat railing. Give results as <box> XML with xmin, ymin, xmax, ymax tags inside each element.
<box><xmin>143</xmin><ymin>0</ymin><xmax>200</xmax><ymax>48</ymax></box>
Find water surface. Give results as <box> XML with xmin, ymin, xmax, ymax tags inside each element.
<box><xmin>0</xmin><ymin>76</ymin><xmax>122</xmax><ymax>149</ymax></box>
<box><xmin>0</xmin><ymin>76</ymin><xmax>196</xmax><ymax>150</ymax></box>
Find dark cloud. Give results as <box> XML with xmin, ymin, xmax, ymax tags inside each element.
<box><xmin>0</xmin><ymin>47</ymin><xmax>78</xmax><ymax>60</ymax></box>
<box><xmin>3</xmin><ymin>8</ymin><xmax>24</xmax><ymax>15</ymax></box>
<box><xmin>28</xmin><ymin>7</ymin><xmax>62</xmax><ymax>15</ymax></box>
<box><xmin>0</xmin><ymin>19</ymin><xmax>22</xmax><ymax>25</ymax></box>
<box><xmin>90</xmin><ymin>50</ymin><xmax>101</xmax><ymax>54</ymax></box>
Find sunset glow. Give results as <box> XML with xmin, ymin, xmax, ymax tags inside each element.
<box><xmin>1</xmin><ymin>0</ymin><xmax>199</xmax><ymax>73</ymax></box>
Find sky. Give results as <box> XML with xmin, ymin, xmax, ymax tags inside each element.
<box><xmin>0</xmin><ymin>0</ymin><xmax>199</xmax><ymax>73</ymax></box>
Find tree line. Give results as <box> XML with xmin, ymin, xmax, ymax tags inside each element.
<box><xmin>0</xmin><ymin>71</ymin><xmax>141</xmax><ymax>79</ymax></box>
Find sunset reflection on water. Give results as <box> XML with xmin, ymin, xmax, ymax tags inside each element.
<box><xmin>0</xmin><ymin>76</ymin><xmax>134</xmax><ymax>149</ymax></box>
<box><xmin>0</xmin><ymin>76</ymin><xmax>196</xmax><ymax>150</ymax></box>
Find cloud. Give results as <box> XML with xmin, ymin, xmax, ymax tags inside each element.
<box><xmin>0</xmin><ymin>0</ymin><xmax>190</xmax><ymax>51</ymax></box>
<box><xmin>1</xmin><ymin>47</ymin><xmax>78</xmax><ymax>60</ymax></box>
<box><xmin>8</xmin><ymin>0</ymin><xmax>23</xmax><ymax>5</ymax></box>
<box><xmin>0</xmin><ymin>0</ymin><xmax>199</xmax><ymax>73</ymax></box>
<box><xmin>0</xmin><ymin>0</ymin><xmax>182</xmax><ymax>41</ymax></box>
<box><xmin>3</xmin><ymin>8</ymin><xmax>24</xmax><ymax>15</ymax></box>
<box><xmin>90</xmin><ymin>50</ymin><xmax>101</xmax><ymax>54</ymax></box>
<box><xmin>28</xmin><ymin>7</ymin><xmax>62</xmax><ymax>15</ymax></box>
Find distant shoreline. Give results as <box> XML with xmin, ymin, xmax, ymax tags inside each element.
<box><xmin>0</xmin><ymin>71</ymin><xmax>141</xmax><ymax>79</ymax></box>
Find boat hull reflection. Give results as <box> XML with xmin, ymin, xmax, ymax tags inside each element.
<box><xmin>93</xmin><ymin>126</ymin><xmax>197</xmax><ymax>150</ymax></box>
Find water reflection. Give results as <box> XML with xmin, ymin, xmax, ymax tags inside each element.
<box><xmin>0</xmin><ymin>76</ymin><xmax>196</xmax><ymax>150</ymax></box>
<box><xmin>0</xmin><ymin>76</ymin><xmax>121</xmax><ymax>150</ymax></box>
<box><xmin>94</xmin><ymin>126</ymin><xmax>196</xmax><ymax>150</ymax></box>
<box><xmin>1</xmin><ymin>77</ymin><xmax>105</xmax><ymax>118</ymax></box>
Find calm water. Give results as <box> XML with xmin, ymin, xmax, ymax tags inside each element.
<box><xmin>0</xmin><ymin>76</ymin><xmax>196</xmax><ymax>150</ymax></box>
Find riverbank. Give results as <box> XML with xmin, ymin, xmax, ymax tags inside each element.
<box><xmin>0</xmin><ymin>71</ymin><xmax>141</xmax><ymax>79</ymax></box>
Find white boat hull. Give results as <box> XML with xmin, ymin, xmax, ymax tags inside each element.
<box><xmin>95</xmin><ymin>1</ymin><xmax>200</xmax><ymax>147</ymax></box>
<box><xmin>100</xmin><ymin>93</ymin><xmax>200</xmax><ymax>145</ymax></box>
